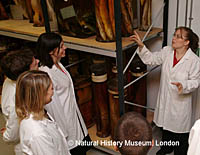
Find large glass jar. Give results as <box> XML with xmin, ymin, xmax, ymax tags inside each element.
<box><xmin>95</xmin><ymin>0</ymin><xmax>138</xmax><ymax>42</ymax></box>
<box><xmin>54</xmin><ymin>0</ymin><xmax>96</xmax><ymax>38</ymax></box>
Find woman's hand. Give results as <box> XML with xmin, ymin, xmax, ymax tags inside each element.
<box><xmin>130</xmin><ymin>30</ymin><xmax>144</xmax><ymax>51</ymax></box>
<box><xmin>171</xmin><ymin>82</ymin><xmax>183</xmax><ymax>94</ymax></box>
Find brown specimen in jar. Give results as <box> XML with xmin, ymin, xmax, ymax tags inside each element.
<box><xmin>108</xmin><ymin>0</ymin><xmax>115</xmax><ymax>38</ymax></box>
<box><xmin>99</xmin><ymin>0</ymin><xmax>114</xmax><ymax>41</ymax></box>
<box><xmin>124</xmin><ymin>0</ymin><xmax>134</xmax><ymax>25</ymax></box>
<box><xmin>120</xmin><ymin>0</ymin><xmax>133</xmax><ymax>35</ymax></box>
<box><xmin>95</xmin><ymin>0</ymin><xmax>107</xmax><ymax>41</ymax></box>
<box><xmin>0</xmin><ymin>1</ymin><xmax>8</xmax><ymax>20</ymax></box>
<box><xmin>140</xmin><ymin>0</ymin><xmax>152</xmax><ymax>31</ymax></box>
<box><xmin>95</xmin><ymin>0</ymin><xmax>114</xmax><ymax>41</ymax></box>
<box><xmin>95</xmin><ymin>0</ymin><xmax>135</xmax><ymax>41</ymax></box>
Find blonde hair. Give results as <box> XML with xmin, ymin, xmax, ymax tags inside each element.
<box><xmin>16</xmin><ymin>70</ymin><xmax>51</xmax><ymax>122</ymax></box>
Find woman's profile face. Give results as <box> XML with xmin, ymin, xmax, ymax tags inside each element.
<box><xmin>50</xmin><ymin>41</ymin><xmax>67</xmax><ymax>62</ymax></box>
<box><xmin>55</xmin><ymin>41</ymin><xmax>66</xmax><ymax>58</ymax></box>
<box><xmin>45</xmin><ymin>83</ymin><xmax>54</xmax><ymax>104</ymax></box>
<box><xmin>58</xmin><ymin>41</ymin><xmax>67</xmax><ymax>58</ymax></box>
<box><xmin>172</xmin><ymin>29</ymin><xmax>189</xmax><ymax>50</ymax></box>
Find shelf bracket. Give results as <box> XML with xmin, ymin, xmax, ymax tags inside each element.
<box><xmin>114</xmin><ymin>0</ymin><xmax>125</xmax><ymax>116</ymax></box>
<box><xmin>41</xmin><ymin>0</ymin><xmax>50</xmax><ymax>32</ymax></box>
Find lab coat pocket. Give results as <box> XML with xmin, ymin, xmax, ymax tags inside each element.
<box><xmin>169</xmin><ymin>80</ymin><xmax>179</xmax><ymax>93</ymax></box>
<box><xmin>175</xmin><ymin>67</ymin><xmax>189</xmax><ymax>80</ymax></box>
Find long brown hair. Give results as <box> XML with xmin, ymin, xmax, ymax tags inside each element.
<box><xmin>16</xmin><ymin>70</ymin><xmax>51</xmax><ymax>122</ymax></box>
<box><xmin>175</xmin><ymin>26</ymin><xmax>199</xmax><ymax>53</ymax></box>
<box><xmin>0</xmin><ymin>49</ymin><xmax>34</xmax><ymax>81</ymax></box>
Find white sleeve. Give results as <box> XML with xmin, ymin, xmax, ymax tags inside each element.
<box><xmin>136</xmin><ymin>45</ymin><xmax>171</xmax><ymax>66</ymax></box>
<box><xmin>3</xmin><ymin>105</ymin><xmax>19</xmax><ymax>143</ymax></box>
<box><xmin>187</xmin><ymin>121</ymin><xmax>200</xmax><ymax>155</ymax></box>
<box><xmin>181</xmin><ymin>59</ymin><xmax>200</xmax><ymax>94</ymax></box>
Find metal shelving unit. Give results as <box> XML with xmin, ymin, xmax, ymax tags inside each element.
<box><xmin>0</xmin><ymin>0</ymin><xmax>168</xmax><ymax>154</ymax></box>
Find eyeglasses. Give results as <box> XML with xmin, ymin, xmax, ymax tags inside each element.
<box><xmin>173</xmin><ymin>33</ymin><xmax>187</xmax><ymax>40</ymax></box>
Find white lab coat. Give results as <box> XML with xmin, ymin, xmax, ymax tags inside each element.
<box><xmin>187</xmin><ymin>119</ymin><xmax>200</xmax><ymax>155</ymax></box>
<box><xmin>1</xmin><ymin>78</ymin><xmax>21</xmax><ymax>155</ymax></box>
<box><xmin>39</xmin><ymin>62</ymin><xmax>88</xmax><ymax>150</ymax></box>
<box><xmin>20</xmin><ymin>114</ymin><xmax>71</xmax><ymax>155</ymax></box>
<box><xmin>137</xmin><ymin>46</ymin><xmax>200</xmax><ymax>133</ymax></box>
<box><xmin>191</xmin><ymin>89</ymin><xmax>200</xmax><ymax>124</ymax></box>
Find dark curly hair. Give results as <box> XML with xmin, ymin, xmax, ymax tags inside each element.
<box><xmin>0</xmin><ymin>49</ymin><xmax>34</xmax><ymax>81</ymax></box>
<box><xmin>114</xmin><ymin>112</ymin><xmax>152</xmax><ymax>155</ymax></box>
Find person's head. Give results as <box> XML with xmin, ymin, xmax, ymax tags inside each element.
<box><xmin>16</xmin><ymin>70</ymin><xmax>53</xmax><ymax>122</ymax></box>
<box><xmin>0</xmin><ymin>49</ymin><xmax>39</xmax><ymax>81</ymax></box>
<box><xmin>172</xmin><ymin>26</ymin><xmax>199</xmax><ymax>53</ymax></box>
<box><xmin>114</xmin><ymin>112</ymin><xmax>152</xmax><ymax>155</ymax></box>
<box><xmin>36</xmin><ymin>32</ymin><xmax>66</xmax><ymax>68</ymax></box>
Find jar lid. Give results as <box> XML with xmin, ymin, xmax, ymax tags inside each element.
<box><xmin>90</xmin><ymin>63</ymin><xmax>107</xmax><ymax>76</ymax></box>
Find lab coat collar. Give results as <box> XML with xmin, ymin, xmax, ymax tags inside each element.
<box><xmin>6</xmin><ymin>78</ymin><xmax>16</xmax><ymax>85</ymax></box>
<box><xmin>52</xmin><ymin>62</ymin><xmax>72</xmax><ymax>83</ymax></box>
<box><xmin>171</xmin><ymin>48</ymin><xmax>192</xmax><ymax>70</ymax></box>
<box><xmin>182</xmin><ymin>48</ymin><xmax>193</xmax><ymax>60</ymax></box>
<box><xmin>29</xmin><ymin>113</ymin><xmax>55</xmax><ymax>127</ymax></box>
<box><xmin>52</xmin><ymin>62</ymin><xmax>67</xmax><ymax>75</ymax></box>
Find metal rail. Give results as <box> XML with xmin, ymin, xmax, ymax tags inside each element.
<box><xmin>189</xmin><ymin>0</ymin><xmax>194</xmax><ymax>28</ymax></box>
<box><xmin>114</xmin><ymin>0</ymin><xmax>125</xmax><ymax>116</ymax></box>
<box><xmin>64</xmin><ymin>59</ymin><xmax>86</xmax><ymax>68</ymax></box>
<box><xmin>185</xmin><ymin>0</ymin><xmax>188</xmax><ymax>26</ymax></box>
<box><xmin>176</xmin><ymin>0</ymin><xmax>179</xmax><ymax>27</ymax></box>
<box><xmin>41</xmin><ymin>0</ymin><xmax>50</xmax><ymax>32</ymax></box>
<box><xmin>124</xmin><ymin>66</ymin><xmax>159</xmax><ymax>89</ymax></box>
<box><xmin>124</xmin><ymin>101</ymin><xmax>155</xmax><ymax>112</ymax></box>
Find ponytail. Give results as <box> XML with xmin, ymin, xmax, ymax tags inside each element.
<box><xmin>189</xmin><ymin>32</ymin><xmax>199</xmax><ymax>53</ymax></box>
<box><xmin>176</xmin><ymin>26</ymin><xmax>199</xmax><ymax>53</ymax></box>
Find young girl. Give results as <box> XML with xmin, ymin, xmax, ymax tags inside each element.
<box><xmin>131</xmin><ymin>26</ymin><xmax>200</xmax><ymax>155</ymax></box>
<box><xmin>15</xmin><ymin>70</ymin><xmax>70</xmax><ymax>155</ymax></box>
<box><xmin>0</xmin><ymin>49</ymin><xmax>39</xmax><ymax>155</ymax></box>
<box><xmin>36</xmin><ymin>32</ymin><xmax>92</xmax><ymax>155</ymax></box>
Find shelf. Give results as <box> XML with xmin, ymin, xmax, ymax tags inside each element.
<box><xmin>0</xmin><ymin>19</ymin><xmax>45</xmax><ymax>42</ymax></box>
<box><xmin>0</xmin><ymin>19</ymin><xmax>162</xmax><ymax>57</ymax></box>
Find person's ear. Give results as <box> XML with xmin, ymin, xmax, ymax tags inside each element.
<box><xmin>50</xmin><ymin>47</ymin><xmax>58</xmax><ymax>55</ymax></box>
<box><xmin>49</xmin><ymin>50</ymin><xmax>54</xmax><ymax>55</ymax></box>
<box><xmin>184</xmin><ymin>40</ymin><xmax>190</xmax><ymax>46</ymax></box>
